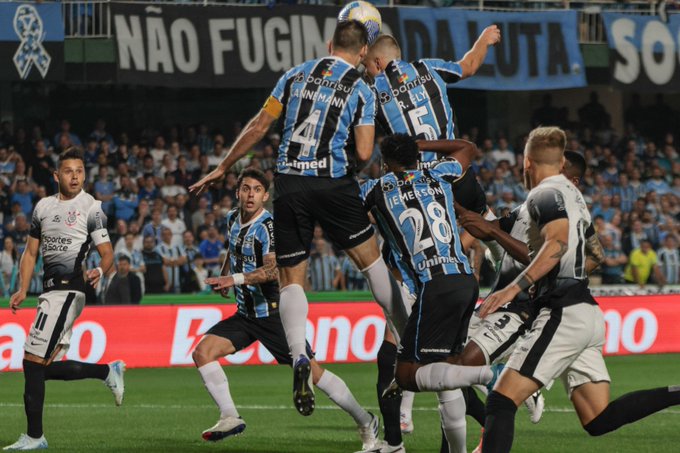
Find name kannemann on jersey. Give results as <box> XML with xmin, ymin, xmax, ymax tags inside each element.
<box><xmin>291</xmin><ymin>88</ymin><xmax>348</xmax><ymax>109</ymax></box>
<box><xmin>41</xmin><ymin>234</ymin><xmax>73</xmax><ymax>252</ymax></box>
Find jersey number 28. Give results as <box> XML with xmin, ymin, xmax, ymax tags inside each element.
<box><xmin>398</xmin><ymin>201</ymin><xmax>452</xmax><ymax>254</ymax></box>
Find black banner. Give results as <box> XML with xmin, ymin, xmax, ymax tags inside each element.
<box><xmin>112</xmin><ymin>4</ymin><xmax>400</xmax><ymax>88</ymax></box>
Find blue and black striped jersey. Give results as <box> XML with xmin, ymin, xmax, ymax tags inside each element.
<box><xmin>269</xmin><ymin>56</ymin><xmax>375</xmax><ymax>178</ymax></box>
<box><xmin>361</xmin><ymin>160</ymin><xmax>471</xmax><ymax>288</ymax></box>
<box><xmin>372</xmin><ymin>59</ymin><xmax>462</xmax><ymax>167</ymax></box>
<box><xmin>224</xmin><ymin>208</ymin><xmax>278</xmax><ymax>318</ymax></box>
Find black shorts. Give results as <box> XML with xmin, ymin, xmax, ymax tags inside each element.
<box><xmin>274</xmin><ymin>174</ymin><xmax>374</xmax><ymax>267</ymax></box>
<box><xmin>206</xmin><ymin>311</ymin><xmax>313</xmax><ymax>365</ymax></box>
<box><xmin>398</xmin><ymin>273</ymin><xmax>478</xmax><ymax>364</ymax></box>
<box><xmin>453</xmin><ymin>169</ymin><xmax>488</xmax><ymax>215</ymax></box>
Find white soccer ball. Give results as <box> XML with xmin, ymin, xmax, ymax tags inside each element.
<box><xmin>337</xmin><ymin>1</ymin><xmax>382</xmax><ymax>45</ymax></box>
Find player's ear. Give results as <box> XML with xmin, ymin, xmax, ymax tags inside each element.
<box><xmin>53</xmin><ymin>170</ymin><xmax>59</xmax><ymax>184</ymax></box>
<box><xmin>263</xmin><ymin>191</ymin><xmax>270</xmax><ymax>203</ymax></box>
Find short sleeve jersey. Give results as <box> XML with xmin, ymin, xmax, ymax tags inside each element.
<box><xmin>361</xmin><ymin>159</ymin><xmax>471</xmax><ymax>288</ymax></box>
<box><xmin>30</xmin><ymin>190</ymin><xmax>110</xmax><ymax>292</ymax></box>
<box><xmin>224</xmin><ymin>208</ymin><xmax>278</xmax><ymax>318</ymax></box>
<box><xmin>372</xmin><ymin>59</ymin><xmax>462</xmax><ymax>166</ymax></box>
<box><xmin>269</xmin><ymin>56</ymin><xmax>375</xmax><ymax>178</ymax></box>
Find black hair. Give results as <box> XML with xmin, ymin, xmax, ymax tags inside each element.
<box><xmin>237</xmin><ymin>168</ymin><xmax>269</xmax><ymax>192</ymax></box>
<box><xmin>380</xmin><ymin>134</ymin><xmax>419</xmax><ymax>168</ymax></box>
<box><xmin>59</xmin><ymin>147</ymin><xmax>85</xmax><ymax>167</ymax></box>
<box><xmin>564</xmin><ymin>150</ymin><xmax>587</xmax><ymax>180</ymax></box>
<box><xmin>116</xmin><ymin>254</ymin><xmax>131</xmax><ymax>263</ymax></box>
<box><xmin>332</xmin><ymin>20</ymin><xmax>368</xmax><ymax>53</ymax></box>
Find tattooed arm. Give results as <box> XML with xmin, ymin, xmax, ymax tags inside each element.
<box><xmin>479</xmin><ymin>218</ymin><xmax>569</xmax><ymax>318</ymax></box>
<box><xmin>584</xmin><ymin>232</ymin><xmax>605</xmax><ymax>275</ymax></box>
<box><xmin>206</xmin><ymin>253</ymin><xmax>279</xmax><ymax>292</ymax></box>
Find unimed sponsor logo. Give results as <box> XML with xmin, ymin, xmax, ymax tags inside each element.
<box><xmin>1</xmin><ymin>296</ymin><xmax>679</xmax><ymax>371</ymax></box>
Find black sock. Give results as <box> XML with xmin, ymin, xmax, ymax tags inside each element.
<box><xmin>584</xmin><ymin>386</ymin><xmax>680</xmax><ymax>436</ymax></box>
<box><xmin>45</xmin><ymin>360</ymin><xmax>109</xmax><ymax>381</ymax></box>
<box><xmin>377</xmin><ymin>341</ymin><xmax>402</xmax><ymax>447</ymax></box>
<box><xmin>483</xmin><ymin>391</ymin><xmax>517</xmax><ymax>453</ymax></box>
<box><xmin>23</xmin><ymin>360</ymin><xmax>46</xmax><ymax>439</ymax></box>
<box><xmin>462</xmin><ymin>386</ymin><xmax>486</xmax><ymax>426</ymax></box>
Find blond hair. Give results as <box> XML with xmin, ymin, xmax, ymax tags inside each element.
<box><xmin>526</xmin><ymin>126</ymin><xmax>566</xmax><ymax>165</ymax></box>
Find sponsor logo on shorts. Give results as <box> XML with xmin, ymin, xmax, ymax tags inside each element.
<box><xmin>419</xmin><ymin>348</ymin><xmax>449</xmax><ymax>354</ymax></box>
<box><xmin>348</xmin><ymin>224</ymin><xmax>372</xmax><ymax>240</ymax></box>
<box><xmin>278</xmin><ymin>250</ymin><xmax>307</xmax><ymax>260</ymax></box>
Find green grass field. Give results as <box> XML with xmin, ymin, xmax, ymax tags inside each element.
<box><xmin>1</xmin><ymin>355</ymin><xmax>679</xmax><ymax>452</ymax></box>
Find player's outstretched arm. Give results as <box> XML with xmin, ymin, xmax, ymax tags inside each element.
<box><xmin>10</xmin><ymin>236</ymin><xmax>39</xmax><ymax>313</ymax></box>
<box><xmin>416</xmin><ymin>139</ymin><xmax>477</xmax><ymax>170</ymax></box>
<box><xmin>206</xmin><ymin>253</ymin><xmax>278</xmax><ymax>292</ymax></box>
<box><xmin>355</xmin><ymin>125</ymin><xmax>376</xmax><ymax>163</ymax></box>
<box><xmin>189</xmin><ymin>109</ymin><xmax>278</xmax><ymax>196</ymax></box>
<box><xmin>458</xmin><ymin>25</ymin><xmax>501</xmax><ymax>79</ymax></box>
<box><xmin>480</xmin><ymin>218</ymin><xmax>568</xmax><ymax>318</ymax></box>
<box><xmin>457</xmin><ymin>207</ymin><xmax>530</xmax><ymax>265</ymax></box>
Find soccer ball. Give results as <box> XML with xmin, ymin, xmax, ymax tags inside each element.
<box><xmin>337</xmin><ymin>1</ymin><xmax>382</xmax><ymax>45</ymax></box>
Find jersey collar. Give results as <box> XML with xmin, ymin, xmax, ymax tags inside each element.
<box><xmin>238</xmin><ymin>208</ymin><xmax>267</xmax><ymax>228</ymax></box>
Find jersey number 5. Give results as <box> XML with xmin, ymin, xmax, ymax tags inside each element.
<box><xmin>291</xmin><ymin>109</ymin><xmax>322</xmax><ymax>157</ymax></box>
<box><xmin>408</xmin><ymin>106</ymin><xmax>437</xmax><ymax>140</ymax></box>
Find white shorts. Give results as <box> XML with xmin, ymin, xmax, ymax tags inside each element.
<box><xmin>468</xmin><ymin>311</ymin><xmax>527</xmax><ymax>365</ymax></box>
<box><xmin>505</xmin><ymin>303</ymin><xmax>611</xmax><ymax>393</ymax></box>
<box><xmin>24</xmin><ymin>290</ymin><xmax>86</xmax><ymax>359</ymax></box>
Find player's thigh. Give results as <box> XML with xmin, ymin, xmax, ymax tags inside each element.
<box><xmin>494</xmin><ymin>368</ymin><xmax>542</xmax><ymax>406</ymax></box>
<box><xmin>273</xmin><ymin>175</ymin><xmax>315</xmax><ymax>269</ymax></box>
<box><xmin>398</xmin><ymin>274</ymin><xmax>476</xmax><ymax>366</ymax></box>
<box><xmin>197</xmin><ymin>315</ymin><xmax>256</xmax><ymax>362</ymax></box>
<box><xmin>253</xmin><ymin>312</ymin><xmax>314</xmax><ymax>366</ymax></box>
<box><xmin>25</xmin><ymin>290</ymin><xmax>85</xmax><ymax>361</ymax></box>
<box><xmin>312</xmin><ymin>177</ymin><xmax>374</xmax><ymax>258</ymax></box>
<box><xmin>505</xmin><ymin>304</ymin><xmax>594</xmax><ymax>392</ymax></box>
<box><xmin>468</xmin><ymin>311</ymin><xmax>526</xmax><ymax>365</ymax></box>
<box><xmin>570</xmin><ymin>381</ymin><xmax>611</xmax><ymax>426</ymax></box>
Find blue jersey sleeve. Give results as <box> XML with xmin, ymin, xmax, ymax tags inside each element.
<box><xmin>429</xmin><ymin>159</ymin><xmax>463</xmax><ymax>182</ymax></box>
<box><xmin>269</xmin><ymin>66</ymin><xmax>299</xmax><ymax>103</ymax></box>
<box><xmin>359</xmin><ymin>178</ymin><xmax>380</xmax><ymax>209</ymax></box>
<box><xmin>421</xmin><ymin>59</ymin><xmax>463</xmax><ymax>84</ymax></box>
<box><xmin>257</xmin><ymin>218</ymin><xmax>276</xmax><ymax>255</ymax></box>
<box><xmin>356</xmin><ymin>82</ymin><xmax>376</xmax><ymax>127</ymax></box>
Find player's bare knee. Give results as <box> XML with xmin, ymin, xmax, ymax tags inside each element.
<box><xmin>395</xmin><ymin>365</ymin><xmax>418</xmax><ymax>392</ymax></box>
<box><xmin>192</xmin><ymin>346</ymin><xmax>213</xmax><ymax>367</ymax></box>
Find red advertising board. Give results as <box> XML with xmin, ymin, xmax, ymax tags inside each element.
<box><xmin>1</xmin><ymin>296</ymin><xmax>678</xmax><ymax>371</ymax></box>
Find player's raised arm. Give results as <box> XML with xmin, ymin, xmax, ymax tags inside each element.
<box><xmin>416</xmin><ymin>139</ymin><xmax>477</xmax><ymax>169</ymax></box>
<box><xmin>189</xmin><ymin>109</ymin><xmax>278</xmax><ymax>196</ymax></box>
<box><xmin>458</xmin><ymin>25</ymin><xmax>501</xmax><ymax>79</ymax></box>
<box><xmin>9</xmin><ymin>235</ymin><xmax>39</xmax><ymax>313</ymax></box>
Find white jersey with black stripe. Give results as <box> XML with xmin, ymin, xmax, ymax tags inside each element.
<box><xmin>30</xmin><ymin>190</ymin><xmax>110</xmax><ymax>292</ymax></box>
<box><xmin>526</xmin><ymin>174</ymin><xmax>592</xmax><ymax>287</ymax></box>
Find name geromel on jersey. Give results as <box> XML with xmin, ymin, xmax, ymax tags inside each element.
<box><xmin>41</xmin><ymin>234</ymin><xmax>73</xmax><ymax>252</ymax></box>
<box><xmin>378</xmin><ymin>72</ymin><xmax>434</xmax><ymax>105</ymax></box>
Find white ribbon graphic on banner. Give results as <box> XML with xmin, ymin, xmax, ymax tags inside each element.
<box><xmin>13</xmin><ymin>4</ymin><xmax>52</xmax><ymax>79</ymax></box>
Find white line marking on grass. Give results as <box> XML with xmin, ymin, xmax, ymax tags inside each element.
<box><xmin>0</xmin><ymin>402</ymin><xmax>679</xmax><ymax>415</ymax></box>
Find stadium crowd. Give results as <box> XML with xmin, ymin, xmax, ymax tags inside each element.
<box><xmin>0</xmin><ymin>93</ymin><xmax>677</xmax><ymax>302</ymax></box>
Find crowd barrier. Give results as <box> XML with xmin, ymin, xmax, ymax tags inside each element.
<box><xmin>1</xmin><ymin>295</ymin><xmax>678</xmax><ymax>371</ymax></box>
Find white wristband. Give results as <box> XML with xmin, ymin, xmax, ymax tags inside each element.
<box><xmin>95</xmin><ymin>267</ymin><xmax>103</xmax><ymax>278</ymax></box>
<box><xmin>232</xmin><ymin>273</ymin><xmax>245</xmax><ymax>286</ymax></box>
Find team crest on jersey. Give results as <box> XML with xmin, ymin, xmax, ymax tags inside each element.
<box><xmin>404</xmin><ymin>172</ymin><xmax>416</xmax><ymax>183</ymax></box>
<box><xmin>65</xmin><ymin>210</ymin><xmax>80</xmax><ymax>227</ymax></box>
<box><xmin>398</xmin><ymin>74</ymin><xmax>409</xmax><ymax>83</ymax></box>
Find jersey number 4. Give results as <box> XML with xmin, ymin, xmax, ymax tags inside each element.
<box><xmin>291</xmin><ymin>109</ymin><xmax>322</xmax><ymax>157</ymax></box>
<box><xmin>398</xmin><ymin>201</ymin><xmax>452</xmax><ymax>254</ymax></box>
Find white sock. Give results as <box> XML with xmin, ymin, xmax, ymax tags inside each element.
<box><xmin>197</xmin><ymin>361</ymin><xmax>239</xmax><ymax>418</ymax></box>
<box><xmin>361</xmin><ymin>258</ymin><xmax>409</xmax><ymax>340</ymax></box>
<box><xmin>316</xmin><ymin>370</ymin><xmax>371</xmax><ymax>426</ymax></box>
<box><xmin>279</xmin><ymin>284</ymin><xmax>309</xmax><ymax>359</ymax></box>
<box><xmin>400</xmin><ymin>390</ymin><xmax>415</xmax><ymax>420</ymax></box>
<box><xmin>415</xmin><ymin>362</ymin><xmax>493</xmax><ymax>392</ymax></box>
<box><xmin>438</xmin><ymin>390</ymin><xmax>467</xmax><ymax>453</ymax></box>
